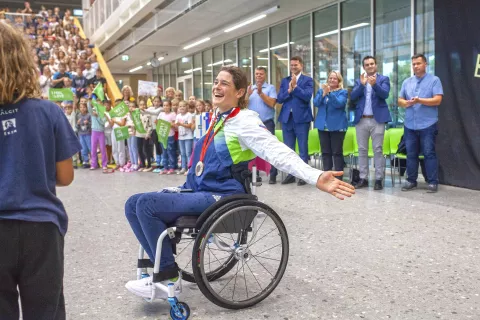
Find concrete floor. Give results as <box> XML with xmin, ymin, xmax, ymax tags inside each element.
<box><xmin>59</xmin><ymin>169</ymin><xmax>480</xmax><ymax>320</ymax></box>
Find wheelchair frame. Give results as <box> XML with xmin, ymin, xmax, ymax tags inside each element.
<box><xmin>135</xmin><ymin>166</ymin><xmax>287</xmax><ymax>319</ymax></box>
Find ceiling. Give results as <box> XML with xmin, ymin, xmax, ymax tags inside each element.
<box><xmin>104</xmin><ymin>0</ymin><xmax>335</xmax><ymax>73</ymax></box>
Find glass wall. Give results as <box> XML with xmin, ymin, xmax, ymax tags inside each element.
<box><xmin>224</xmin><ymin>40</ymin><xmax>237</xmax><ymax>66</ymax></box>
<box><xmin>239</xmin><ymin>35</ymin><xmax>252</xmax><ymax>84</ymax></box>
<box><xmin>212</xmin><ymin>45</ymin><xmax>223</xmax><ymax>78</ymax></box>
<box><xmin>193</xmin><ymin>53</ymin><xmax>202</xmax><ymax>98</ymax></box>
<box><xmin>164</xmin><ymin>63</ymin><xmax>170</xmax><ymax>88</ymax></box>
<box><xmin>253</xmin><ymin>29</ymin><xmax>268</xmax><ymax>76</ymax></box>
<box><xmin>170</xmin><ymin>62</ymin><xmax>177</xmax><ymax>88</ymax></box>
<box><xmin>158</xmin><ymin>0</ymin><xmax>433</xmax><ymax>128</ymax></box>
<box><xmin>416</xmin><ymin>0</ymin><xmax>435</xmax><ymax>74</ymax></box>
<box><xmin>270</xmin><ymin>22</ymin><xmax>288</xmax><ymax>92</ymax></box>
<box><xmin>313</xmin><ymin>5</ymin><xmax>339</xmax><ymax>91</ymax></box>
<box><xmin>341</xmin><ymin>0</ymin><xmax>371</xmax><ymax>90</ymax></box>
<box><xmin>290</xmin><ymin>15</ymin><xmax>312</xmax><ymax>75</ymax></box>
<box><xmin>177</xmin><ymin>57</ymin><xmax>191</xmax><ymax>78</ymax></box>
<box><xmin>376</xmin><ymin>0</ymin><xmax>411</xmax><ymax>126</ymax></box>
<box><xmin>202</xmin><ymin>49</ymin><xmax>213</xmax><ymax>100</ymax></box>
<box><xmin>158</xmin><ymin>65</ymin><xmax>164</xmax><ymax>88</ymax></box>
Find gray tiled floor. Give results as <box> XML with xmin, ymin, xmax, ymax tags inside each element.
<box><xmin>59</xmin><ymin>169</ymin><xmax>480</xmax><ymax>320</ymax></box>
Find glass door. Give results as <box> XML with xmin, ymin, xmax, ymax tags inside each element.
<box><xmin>176</xmin><ymin>75</ymin><xmax>193</xmax><ymax>100</ymax></box>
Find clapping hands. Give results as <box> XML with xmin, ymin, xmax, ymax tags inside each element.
<box><xmin>322</xmin><ymin>83</ymin><xmax>330</xmax><ymax>96</ymax></box>
<box><xmin>288</xmin><ymin>74</ymin><xmax>297</xmax><ymax>93</ymax></box>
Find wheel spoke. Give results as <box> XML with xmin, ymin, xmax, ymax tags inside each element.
<box><xmin>251</xmin><ymin>254</ymin><xmax>281</xmax><ymax>262</ymax></box>
<box><xmin>242</xmin><ymin>260</ymin><xmax>248</xmax><ymax>299</ymax></box>
<box><xmin>176</xmin><ymin>239</ymin><xmax>194</xmax><ymax>257</ymax></box>
<box><xmin>182</xmin><ymin>256</ymin><xmax>193</xmax><ymax>271</ymax></box>
<box><xmin>232</xmin><ymin>261</ymin><xmax>241</xmax><ymax>300</ymax></box>
<box><xmin>251</xmin><ymin>255</ymin><xmax>274</xmax><ymax>278</ymax></box>
<box><xmin>252</xmin><ymin>243</ymin><xmax>282</xmax><ymax>256</ymax></box>
<box><xmin>217</xmin><ymin>262</ymin><xmax>244</xmax><ymax>295</ymax></box>
<box><xmin>248</xmin><ymin>227</ymin><xmax>278</xmax><ymax>248</ymax></box>
<box><xmin>248</xmin><ymin>215</ymin><xmax>268</xmax><ymax>245</ymax></box>
<box><xmin>245</xmin><ymin>260</ymin><xmax>263</xmax><ymax>291</ymax></box>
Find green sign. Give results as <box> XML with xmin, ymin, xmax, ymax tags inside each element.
<box><xmin>131</xmin><ymin>109</ymin><xmax>146</xmax><ymax>134</ymax></box>
<box><xmin>114</xmin><ymin>126</ymin><xmax>129</xmax><ymax>141</ymax></box>
<box><xmin>156</xmin><ymin>119</ymin><xmax>171</xmax><ymax>149</ymax></box>
<box><xmin>48</xmin><ymin>88</ymin><xmax>74</xmax><ymax>101</ymax></box>
<box><xmin>91</xmin><ymin>99</ymin><xmax>106</xmax><ymax>118</ymax></box>
<box><xmin>109</xmin><ymin>101</ymin><xmax>129</xmax><ymax>118</ymax></box>
<box><xmin>93</xmin><ymin>82</ymin><xmax>105</xmax><ymax>101</ymax></box>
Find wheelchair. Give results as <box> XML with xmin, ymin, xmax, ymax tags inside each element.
<box><xmin>135</xmin><ymin>167</ymin><xmax>290</xmax><ymax>320</ymax></box>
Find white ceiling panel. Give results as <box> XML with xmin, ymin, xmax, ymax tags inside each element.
<box><xmin>106</xmin><ymin>0</ymin><xmax>334</xmax><ymax>73</ymax></box>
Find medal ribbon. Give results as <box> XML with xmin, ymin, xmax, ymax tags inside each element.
<box><xmin>198</xmin><ymin>107</ymin><xmax>240</xmax><ymax>164</ymax></box>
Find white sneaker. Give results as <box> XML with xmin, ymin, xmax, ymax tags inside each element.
<box><xmin>125</xmin><ymin>276</ymin><xmax>181</xmax><ymax>300</ymax></box>
<box><xmin>177</xmin><ymin>169</ymin><xmax>186</xmax><ymax>175</ymax></box>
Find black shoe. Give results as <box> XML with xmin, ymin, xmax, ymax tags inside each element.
<box><xmin>281</xmin><ymin>175</ymin><xmax>295</xmax><ymax>185</ymax></box>
<box><xmin>269</xmin><ymin>176</ymin><xmax>277</xmax><ymax>184</ymax></box>
<box><xmin>256</xmin><ymin>176</ymin><xmax>262</xmax><ymax>183</ymax></box>
<box><xmin>401</xmin><ymin>181</ymin><xmax>417</xmax><ymax>191</ymax></box>
<box><xmin>427</xmin><ymin>184</ymin><xmax>438</xmax><ymax>193</ymax></box>
<box><xmin>297</xmin><ymin>179</ymin><xmax>306</xmax><ymax>186</ymax></box>
<box><xmin>73</xmin><ymin>165</ymin><xmax>78</xmax><ymax>169</ymax></box>
<box><xmin>374</xmin><ymin>180</ymin><xmax>383</xmax><ymax>190</ymax></box>
<box><xmin>354</xmin><ymin>179</ymin><xmax>368</xmax><ymax>189</ymax></box>
<box><xmin>82</xmin><ymin>164</ymin><xmax>90</xmax><ymax>169</ymax></box>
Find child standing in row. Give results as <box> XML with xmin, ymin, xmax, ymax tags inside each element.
<box><xmin>106</xmin><ymin>99</ymin><xmax>127</xmax><ymax>169</ymax></box>
<box><xmin>77</xmin><ymin>101</ymin><xmax>92</xmax><ymax>168</ymax></box>
<box><xmin>193</xmin><ymin>99</ymin><xmax>206</xmax><ymax>145</ymax></box>
<box><xmin>143</xmin><ymin>96</ymin><xmax>163</xmax><ymax>170</ymax></box>
<box><xmin>157</xmin><ymin>100</ymin><xmax>177</xmax><ymax>175</ymax></box>
<box><xmin>175</xmin><ymin>101</ymin><xmax>194</xmax><ymax>175</ymax></box>
<box><xmin>64</xmin><ymin>102</ymin><xmax>79</xmax><ymax>169</ymax></box>
<box><xmin>104</xmin><ymin>100</ymin><xmax>113</xmax><ymax>164</ymax></box>
<box><xmin>87</xmin><ymin>98</ymin><xmax>107</xmax><ymax>170</ymax></box>
<box><xmin>124</xmin><ymin>101</ymin><xmax>139</xmax><ymax>172</ymax></box>
<box><xmin>136</xmin><ymin>100</ymin><xmax>153</xmax><ymax>172</ymax></box>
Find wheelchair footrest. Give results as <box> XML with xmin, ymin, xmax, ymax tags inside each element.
<box><xmin>137</xmin><ymin>259</ymin><xmax>154</xmax><ymax>268</ymax></box>
<box><xmin>153</xmin><ymin>265</ymin><xmax>179</xmax><ymax>283</ymax></box>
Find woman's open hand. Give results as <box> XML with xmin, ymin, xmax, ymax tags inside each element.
<box><xmin>316</xmin><ymin>171</ymin><xmax>355</xmax><ymax>200</ymax></box>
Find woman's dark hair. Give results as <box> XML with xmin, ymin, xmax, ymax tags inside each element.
<box><xmin>219</xmin><ymin>66</ymin><xmax>248</xmax><ymax>109</ymax></box>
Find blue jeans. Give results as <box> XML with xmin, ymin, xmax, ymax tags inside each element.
<box><xmin>79</xmin><ymin>134</ymin><xmax>91</xmax><ymax>164</ymax></box>
<box><xmin>405</xmin><ymin>123</ymin><xmax>438</xmax><ymax>185</ymax></box>
<box><xmin>160</xmin><ymin>136</ymin><xmax>176</xmax><ymax>169</ymax></box>
<box><xmin>178</xmin><ymin>139</ymin><xmax>193</xmax><ymax>170</ymax></box>
<box><xmin>127</xmin><ymin>136</ymin><xmax>138</xmax><ymax>166</ymax></box>
<box><xmin>125</xmin><ymin>191</ymin><xmax>216</xmax><ymax>269</ymax></box>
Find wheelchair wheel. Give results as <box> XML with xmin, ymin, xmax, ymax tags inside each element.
<box><xmin>192</xmin><ymin>200</ymin><xmax>289</xmax><ymax>309</ymax></box>
<box><xmin>175</xmin><ymin>232</ymin><xmax>244</xmax><ymax>283</ymax></box>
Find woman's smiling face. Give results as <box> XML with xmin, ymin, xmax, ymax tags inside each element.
<box><xmin>212</xmin><ymin>71</ymin><xmax>243</xmax><ymax>111</ymax></box>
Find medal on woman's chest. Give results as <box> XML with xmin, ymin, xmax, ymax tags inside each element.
<box><xmin>195</xmin><ymin>161</ymin><xmax>205</xmax><ymax>176</ymax></box>
<box><xmin>194</xmin><ymin>107</ymin><xmax>240</xmax><ymax>177</ymax></box>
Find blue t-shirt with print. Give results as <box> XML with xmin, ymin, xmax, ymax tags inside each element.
<box><xmin>0</xmin><ymin>99</ymin><xmax>81</xmax><ymax>235</ymax></box>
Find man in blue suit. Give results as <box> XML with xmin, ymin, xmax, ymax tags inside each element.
<box><xmin>277</xmin><ymin>56</ymin><xmax>314</xmax><ymax>186</ymax></box>
<box><xmin>350</xmin><ymin>56</ymin><xmax>392</xmax><ymax>190</ymax></box>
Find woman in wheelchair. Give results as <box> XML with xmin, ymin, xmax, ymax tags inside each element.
<box><xmin>125</xmin><ymin>66</ymin><xmax>355</xmax><ymax>302</ymax></box>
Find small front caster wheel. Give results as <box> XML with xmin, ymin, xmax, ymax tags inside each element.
<box><xmin>170</xmin><ymin>302</ymin><xmax>190</xmax><ymax>320</ymax></box>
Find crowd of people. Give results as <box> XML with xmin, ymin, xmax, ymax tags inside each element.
<box><xmin>1</xmin><ymin>2</ymin><xmax>443</xmax><ymax>193</ymax></box>
<box><xmin>89</xmin><ymin>85</ymin><xmax>215</xmax><ymax>175</ymax></box>
<box><xmin>248</xmin><ymin>55</ymin><xmax>443</xmax><ymax>193</ymax></box>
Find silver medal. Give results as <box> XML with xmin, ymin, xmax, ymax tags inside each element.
<box><xmin>195</xmin><ymin>161</ymin><xmax>205</xmax><ymax>176</ymax></box>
